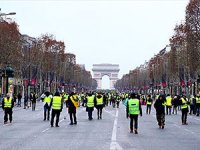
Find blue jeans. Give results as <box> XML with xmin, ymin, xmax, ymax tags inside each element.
<box><xmin>87</xmin><ymin>107</ymin><xmax>93</xmax><ymax>120</ymax></box>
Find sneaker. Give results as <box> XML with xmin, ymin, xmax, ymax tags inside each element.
<box><xmin>130</xmin><ymin>130</ymin><xmax>133</xmax><ymax>133</ymax></box>
<box><xmin>162</xmin><ymin>126</ymin><xmax>164</xmax><ymax>129</ymax></box>
<box><xmin>69</xmin><ymin>123</ymin><xmax>73</xmax><ymax>125</ymax></box>
<box><xmin>51</xmin><ymin>125</ymin><xmax>54</xmax><ymax>127</ymax></box>
<box><xmin>56</xmin><ymin>125</ymin><xmax>59</xmax><ymax>127</ymax></box>
<box><xmin>74</xmin><ymin>122</ymin><xmax>77</xmax><ymax>125</ymax></box>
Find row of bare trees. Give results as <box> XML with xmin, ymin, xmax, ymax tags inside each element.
<box><xmin>0</xmin><ymin>17</ymin><xmax>97</xmax><ymax>95</ymax></box>
<box><xmin>115</xmin><ymin>0</ymin><xmax>200</xmax><ymax>95</ymax></box>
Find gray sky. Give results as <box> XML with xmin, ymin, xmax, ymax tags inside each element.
<box><xmin>1</xmin><ymin>0</ymin><xmax>189</xmax><ymax>88</ymax></box>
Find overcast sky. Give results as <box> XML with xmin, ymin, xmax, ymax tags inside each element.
<box><xmin>1</xmin><ymin>0</ymin><xmax>189</xmax><ymax>88</ymax></box>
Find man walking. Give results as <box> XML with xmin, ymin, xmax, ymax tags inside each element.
<box><xmin>127</xmin><ymin>93</ymin><xmax>142</xmax><ymax>134</ymax></box>
<box><xmin>66</xmin><ymin>92</ymin><xmax>78</xmax><ymax>125</ymax></box>
<box><xmin>95</xmin><ymin>92</ymin><xmax>104</xmax><ymax>120</ymax></box>
<box><xmin>2</xmin><ymin>93</ymin><xmax>14</xmax><ymax>124</ymax></box>
<box><xmin>50</xmin><ymin>92</ymin><xmax>63</xmax><ymax>127</ymax></box>
<box><xmin>154</xmin><ymin>95</ymin><xmax>166</xmax><ymax>129</ymax></box>
<box><xmin>43</xmin><ymin>92</ymin><xmax>51</xmax><ymax>121</ymax></box>
<box><xmin>86</xmin><ymin>92</ymin><xmax>95</xmax><ymax>120</ymax></box>
<box><xmin>146</xmin><ymin>95</ymin><xmax>153</xmax><ymax>114</ymax></box>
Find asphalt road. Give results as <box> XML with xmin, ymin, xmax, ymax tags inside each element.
<box><xmin>0</xmin><ymin>101</ymin><xmax>200</xmax><ymax>150</ymax></box>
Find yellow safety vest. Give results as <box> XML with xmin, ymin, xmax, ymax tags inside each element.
<box><xmin>70</xmin><ymin>95</ymin><xmax>79</xmax><ymax>108</ymax></box>
<box><xmin>166</xmin><ymin>96</ymin><xmax>172</xmax><ymax>106</ymax></box>
<box><xmin>96</xmin><ymin>97</ymin><xmax>103</xmax><ymax>105</ymax></box>
<box><xmin>44</xmin><ymin>96</ymin><xmax>51</xmax><ymax>103</ymax></box>
<box><xmin>87</xmin><ymin>96</ymin><xmax>94</xmax><ymax>107</ymax></box>
<box><xmin>52</xmin><ymin>96</ymin><xmax>62</xmax><ymax>110</ymax></box>
<box><xmin>196</xmin><ymin>97</ymin><xmax>200</xmax><ymax>104</ymax></box>
<box><xmin>4</xmin><ymin>97</ymin><xmax>12</xmax><ymax>108</ymax></box>
<box><xmin>181</xmin><ymin>98</ymin><xmax>188</xmax><ymax>109</ymax></box>
<box><xmin>147</xmin><ymin>98</ymin><xmax>152</xmax><ymax>105</ymax></box>
<box><xmin>64</xmin><ymin>94</ymin><xmax>69</xmax><ymax>101</ymax></box>
<box><xmin>128</xmin><ymin>99</ymin><xmax>140</xmax><ymax>115</ymax></box>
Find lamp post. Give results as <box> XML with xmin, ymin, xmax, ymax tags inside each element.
<box><xmin>0</xmin><ymin>8</ymin><xmax>16</xmax><ymax>21</ymax></box>
<box><xmin>2</xmin><ymin>66</ymin><xmax>14</xmax><ymax>94</ymax></box>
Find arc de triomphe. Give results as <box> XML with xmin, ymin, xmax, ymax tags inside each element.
<box><xmin>92</xmin><ymin>64</ymin><xmax>120</xmax><ymax>89</ymax></box>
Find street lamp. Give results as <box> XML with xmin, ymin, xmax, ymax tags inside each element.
<box><xmin>0</xmin><ymin>8</ymin><xmax>16</xmax><ymax>21</ymax></box>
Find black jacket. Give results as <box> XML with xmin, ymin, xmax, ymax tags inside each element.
<box><xmin>66</xmin><ymin>95</ymin><xmax>77</xmax><ymax>113</ymax></box>
<box><xmin>154</xmin><ymin>99</ymin><xmax>165</xmax><ymax>114</ymax></box>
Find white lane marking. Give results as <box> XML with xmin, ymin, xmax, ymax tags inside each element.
<box><xmin>3</xmin><ymin>123</ymin><xmax>10</xmax><ymax>127</ymax></box>
<box><xmin>104</xmin><ymin>109</ymin><xmax>115</xmax><ymax>117</ymax></box>
<box><xmin>110</xmin><ymin>109</ymin><xmax>123</xmax><ymax>150</ymax></box>
<box><xmin>184</xmin><ymin>128</ymin><xmax>195</xmax><ymax>134</ymax></box>
<box><xmin>42</xmin><ymin>128</ymin><xmax>49</xmax><ymax>133</ymax></box>
<box><xmin>173</xmin><ymin>124</ymin><xmax>181</xmax><ymax>128</ymax></box>
<box><xmin>59</xmin><ymin>119</ymin><xmax>64</xmax><ymax>123</ymax></box>
<box><xmin>173</xmin><ymin>124</ymin><xmax>195</xmax><ymax>134</ymax></box>
<box><xmin>110</xmin><ymin>142</ymin><xmax>123</xmax><ymax>150</ymax></box>
<box><xmin>194</xmin><ymin>118</ymin><xmax>200</xmax><ymax>121</ymax></box>
<box><xmin>42</xmin><ymin>118</ymin><xmax>64</xmax><ymax>133</ymax></box>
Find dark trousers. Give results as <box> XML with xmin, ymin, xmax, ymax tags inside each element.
<box><xmin>116</xmin><ymin>101</ymin><xmax>120</xmax><ymax>108</ymax></box>
<box><xmin>24</xmin><ymin>100</ymin><xmax>28</xmax><ymax>109</ymax></box>
<box><xmin>196</xmin><ymin>103</ymin><xmax>200</xmax><ymax>116</ymax></box>
<box><xmin>69</xmin><ymin>112</ymin><xmax>77</xmax><ymax>124</ymax></box>
<box><xmin>181</xmin><ymin>108</ymin><xmax>188</xmax><ymax>124</ymax></box>
<box><xmin>189</xmin><ymin>105</ymin><xmax>196</xmax><ymax>115</ymax></box>
<box><xmin>172</xmin><ymin>106</ymin><xmax>177</xmax><ymax>114</ymax></box>
<box><xmin>44</xmin><ymin>105</ymin><xmax>50</xmax><ymax>120</ymax></box>
<box><xmin>32</xmin><ymin>102</ymin><xmax>36</xmax><ymax>111</ymax></box>
<box><xmin>97</xmin><ymin>107</ymin><xmax>102</xmax><ymax>119</ymax></box>
<box><xmin>51</xmin><ymin>109</ymin><xmax>61</xmax><ymax>126</ymax></box>
<box><xmin>87</xmin><ymin>107</ymin><xmax>93</xmax><ymax>120</ymax></box>
<box><xmin>4</xmin><ymin>108</ymin><xmax>12</xmax><ymax>123</ymax></box>
<box><xmin>17</xmin><ymin>99</ymin><xmax>21</xmax><ymax>107</ymax></box>
<box><xmin>129</xmin><ymin>114</ymin><xmax>138</xmax><ymax>131</ymax></box>
<box><xmin>29</xmin><ymin>100</ymin><xmax>32</xmax><ymax>107</ymax></box>
<box><xmin>166</xmin><ymin>106</ymin><xmax>172</xmax><ymax>115</ymax></box>
<box><xmin>156</xmin><ymin>113</ymin><xmax>165</xmax><ymax>127</ymax></box>
<box><xmin>109</xmin><ymin>100</ymin><xmax>112</xmax><ymax>105</ymax></box>
<box><xmin>146</xmin><ymin>104</ymin><xmax>152</xmax><ymax>114</ymax></box>
<box><xmin>112</xmin><ymin>101</ymin><xmax>115</xmax><ymax>108</ymax></box>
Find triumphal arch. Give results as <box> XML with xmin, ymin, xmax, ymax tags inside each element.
<box><xmin>92</xmin><ymin>64</ymin><xmax>120</xmax><ymax>89</ymax></box>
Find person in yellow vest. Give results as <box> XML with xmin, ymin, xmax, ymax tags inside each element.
<box><xmin>95</xmin><ymin>92</ymin><xmax>104</xmax><ymax>120</ymax></box>
<box><xmin>86</xmin><ymin>92</ymin><xmax>95</xmax><ymax>120</ymax></box>
<box><xmin>126</xmin><ymin>93</ymin><xmax>142</xmax><ymax>134</ymax></box>
<box><xmin>166</xmin><ymin>94</ymin><xmax>172</xmax><ymax>115</ymax></box>
<box><xmin>189</xmin><ymin>95</ymin><xmax>196</xmax><ymax>115</ymax></box>
<box><xmin>66</xmin><ymin>92</ymin><xmax>79</xmax><ymax>125</ymax></box>
<box><xmin>116</xmin><ymin>94</ymin><xmax>121</xmax><ymax>108</ymax></box>
<box><xmin>196</xmin><ymin>95</ymin><xmax>200</xmax><ymax>116</ymax></box>
<box><xmin>146</xmin><ymin>95</ymin><xmax>153</xmax><ymax>114</ymax></box>
<box><xmin>43</xmin><ymin>92</ymin><xmax>52</xmax><ymax>121</ymax></box>
<box><xmin>180</xmin><ymin>95</ymin><xmax>189</xmax><ymax>125</ymax></box>
<box><xmin>2</xmin><ymin>93</ymin><xmax>14</xmax><ymax>124</ymax></box>
<box><xmin>50</xmin><ymin>92</ymin><xmax>63</xmax><ymax>127</ymax></box>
